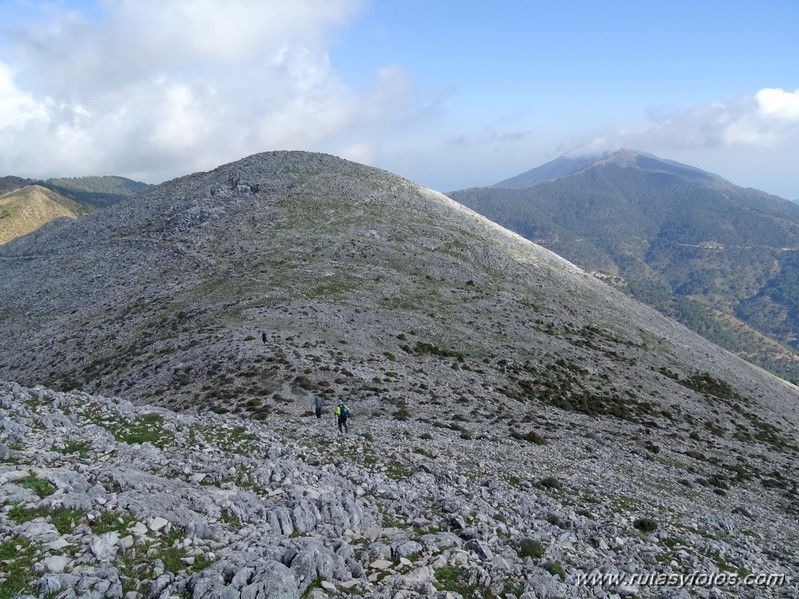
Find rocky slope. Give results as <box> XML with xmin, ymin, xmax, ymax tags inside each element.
<box><xmin>0</xmin><ymin>151</ymin><xmax>798</xmax><ymax>597</ymax></box>
<box><xmin>2</xmin><ymin>380</ymin><xmax>797</xmax><ymax>598</ymax></box>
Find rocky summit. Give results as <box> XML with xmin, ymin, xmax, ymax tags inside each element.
<box><xmin>0</xmin><ymin>151</ymin><xmax>798</xmax><ymax>597</ymax></box>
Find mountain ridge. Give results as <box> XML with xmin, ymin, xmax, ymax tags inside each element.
<box><xmin>1</xmin><ymin>151</ymin><xmax>791</xmax><ymax>408</ymax></box>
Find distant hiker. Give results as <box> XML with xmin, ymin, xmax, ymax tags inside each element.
<box><xmin>261</xmin><ymin>331</ymin><xmax>267</xmax><ymax>344</ymax></box>
<box><xmin>335</xmin><ymin>401</ymin><xmax>350</xmax><ymax>434</ymax></box>
<box><xmin>313</xmin><ymin>395</ymin><xmax>324</xmax><ymax>419</ymax></box>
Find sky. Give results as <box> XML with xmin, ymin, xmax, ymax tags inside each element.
<box><xmin>0</xmin><ymin>1</ymin><xmax>798</xmax><ymax>199</ymax></box>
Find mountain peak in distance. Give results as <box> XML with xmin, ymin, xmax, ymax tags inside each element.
<box><xmin>493</xmin><ymin>148</ymin><xmax>726</xmax><ymax>190</ymax></box>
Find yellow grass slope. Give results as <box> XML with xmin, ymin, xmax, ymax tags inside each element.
<box><xmin>0</xmin><ymin>184</ymin><xmax>88</xmax><ymax>244</ymax></box>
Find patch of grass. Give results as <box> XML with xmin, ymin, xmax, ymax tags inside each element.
<box><xmin>661</xmin><ymin>537</ymin><xmax>684</xmax><ymax>549</ymax></box>
<box><xmin>385</xmin><ymin>462</ymin><xmax>413</xmax><ymax>481</ymax></box>
<box><xmin>308</xmin><ymin>276</ymin><xmax>360</xmax><ymax>298</ymax></box>
<box><xmin>59</xmin><ymin>440</ymin><xmax>92</xmax><ymax>458</ymax></box>
<box><xmin>193</xmin><ymin>424</ymin><xmax>260</xmax><ymax>455</ymax></box>
<box><xmin>301</xmin><ymin>578</ymin><xmax>324</xmax><ymax>598</ymax></box>
<box><xmin>7</xmin><ymin>504</ymin><xmax>50</xmax><ymax>525</ymax></box>
<box><xmin>84</xmin><ymin>410</ymin><xmax>175</xmax><ymax>449</ymax></box>
<box><xmin>393</xmin><ymin>405</ymin><xmax>411</xmax><ymax>421</ymax></box>
<box><xmin>19</xmin><ymin>470</ymin><xmax>55</xmax><ymax>498</ymax></box>
<box><xmin>433</xmin><ymin>566</ymin><xmax>491</xmax><ymax>598</ymax></box>
<box><xmin>50</xmin><ymin>508</ymin><xmax>86</xmax><ymax>534</ymax></box>
<box><xmin>117</xmin><ymin>528</ymin><xmax>218</xmax><ymax>596</ymax></box>
<box><xmin>381</xmin><ymin>514</ymin><xmax>408</xmax><ymax>529</ymax></box>
<box><xmin>8</xmin><ymin>504</ymin><xmax>87</xmax><ymax>535</ymax></box>
<box><xmin>546</xmin><ymin>514</ymin><xmax>567</xmax><ymax>529</ymax></box>
<box><xmin>0</xmin><ymin>537</ymin><xmax>37</xmax><ymax>599</ymax></box>
<box><xmin>434</xmin><ymin>566</ymin><xmax>461</xmax><ymax>582</ymax></box>
<box><xmin>704</xmin><ymin>421</ymin><xmax>726</xmax><ymax>438</ymax></box>
<box><xmin>92</xmin><ymin>510</ymin><xmax>136</xmax><ymax>534</ymax></box>
<box><xmin>644</xmin><ymin>442</ymin><xmax>660</xmax><ymax>454</ymax></box>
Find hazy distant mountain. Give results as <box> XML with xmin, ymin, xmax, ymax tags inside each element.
<box><xmin>494</xmin><ymin>150</ymin><xmax>728</xmax><ymax>189</ymax></box>
<box><xmin>0</xmin><ymin>184</ymin><xmax>90</xmax><ymax>244</ymax></box>
<box><xmin>1</xmin><ymin>151</ymin><xmax>797</xmax><ymax>596</ymax></box>
<box><xmin>449</xmin><ymin>150</ymin><xmax>799</xmax><ymax>383</ymax></box>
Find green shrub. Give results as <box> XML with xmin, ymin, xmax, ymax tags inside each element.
<box><xmin>393</xmin><ymin>406</ymin><xmax>411</xmax><ymax>421</ymax></box>
<box><xmin>413</xmin><ymin>447</ymin><xmax>433</xmax><ymax>458</ymax></box>
<box><xmin>434</xmin><ymin>566</ymin><xmax>460</xmax><ymax>582</ymax></box>
<box><xmin>546</xmin><ymin>514</ymin><xmax>566</xmax><ymax>529</ymax></box>
<box><xmin>518</xmin><ymin>538</ymin><xmax>545</xmax><ymax>559</ymax></box>
<box><xmin>543</xmin><ymin>560</ymin><xmax>566</xmax><ymax>580</ymax></box>
<box><xmin>538</xmin><ymin>476</ymin><xmax>563</xmax><ymax>490</ymax></box>
<box><xmin>512</xmin><ymin>430</ymin><xmax>547</xmax><ymax>445</ymax></box>
<box><xmin>644</xmin><ymin>442</ymin><xmax>660</xmax><ymax>454</ymax></box>
<box><xmin>633</xmin><ymin>517</ymin><xmax>658</xmax><ymax>533</ymax></box>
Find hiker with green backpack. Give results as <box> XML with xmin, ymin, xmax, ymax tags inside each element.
<box><xmin>335</xmin><ymin>401</ymin><xmax>350</xmax><ymax>434</ymax></box>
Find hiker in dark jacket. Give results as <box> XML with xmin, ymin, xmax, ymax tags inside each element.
<box><xmin>261</xmin><ymin>331</ymin><xmax>267</xmax><ymax>344</ymax></box>
<box><xmin>313</xmin><ymin>395</ymin><xmax>324</xmax><ymax>419</ymax></box>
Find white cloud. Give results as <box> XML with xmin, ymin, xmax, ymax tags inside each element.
<box><xmin>148</xmin><ymin>80</ymin><xmax>213</xmax><ymax>153</ymax></box>
<box><xmin>0</xmin><ymin>0</ymin><xmax>430</xmax><ymax>182</ymax></box>
<box><xmin>0</xmin><ymin>61</ymin><xmax>49</xmax><ymax>129</ymax></box>
<box><xmin>540</xmin><ymin>88</ymin><xmax>799</xmax><ymax>198</ymax></box>
<box><xmin>755</xmin><ymin>87</ymin><xmax>799</xmax><ymax>122</ymax></box>
<box><xmin>337</xmin><ymin>141</ymin><xmax>378</xmax><ymax>165</ymax></box>
<box><xmin>576</xmin><ymin>88</ymin><xmax>799</xmax><ymax>155</ymax></box>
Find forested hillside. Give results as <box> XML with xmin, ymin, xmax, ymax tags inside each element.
<box><xmin>42</xmin><ymin>176</ymin><xmax>150</xmax><ymax>209</ymax></box>
<box><xmin>450</xmin><ymin>151</ymin><xmax>799</xmax><ymax>383</ymax></box>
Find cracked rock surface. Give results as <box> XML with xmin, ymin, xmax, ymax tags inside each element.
<box><xmin>1</xmin><ymin>380</ymin><xmax>797</xmax><ymax>598</ymax></box>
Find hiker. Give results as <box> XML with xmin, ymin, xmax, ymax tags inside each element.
<box><xmin>261</xmin><ymin>331</ymin><xmax>267</xmax><ymax>344</ymax></box>
<box><xmin>335</xmin><ymin>401</ymin><xmax>350</xmax><ymax>434</ymax></box>
<box><xmin>313</xmin><ymin>395</ymin><xmax>324</xmax><ymax>419</ymax></box>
